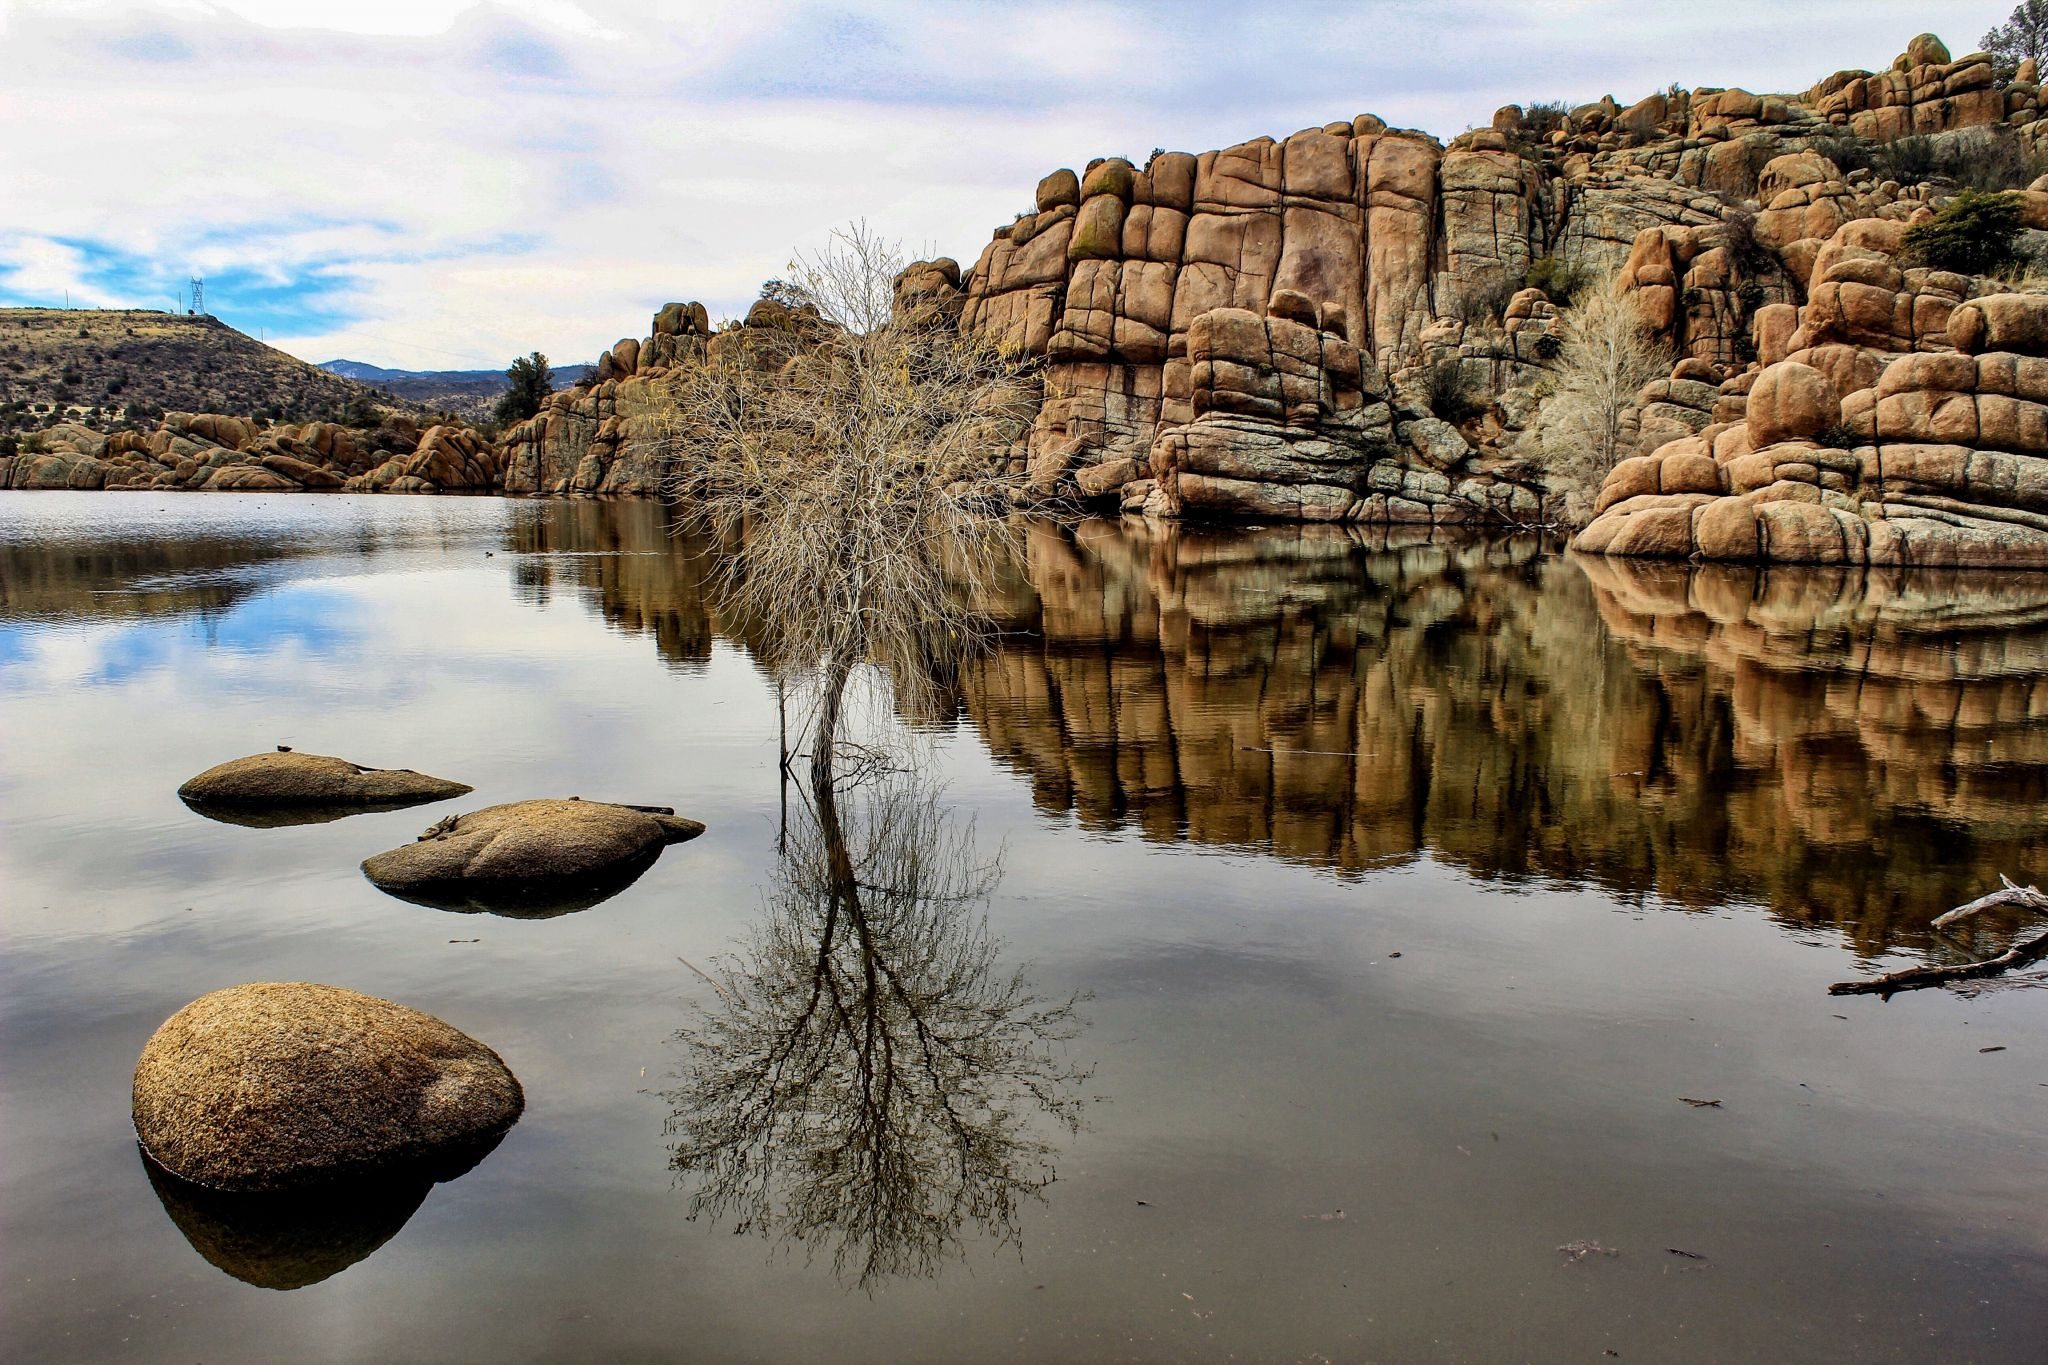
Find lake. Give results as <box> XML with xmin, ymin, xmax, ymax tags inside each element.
<box><xmin>3</xmin><ymin>491</ymin><xmax>2047</xmax><ymax>1363</ymax></box>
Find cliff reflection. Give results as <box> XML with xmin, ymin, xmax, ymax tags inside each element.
<box><xmin>959</xmin><ymin>521</ymin><xmax>2048</xmax><ymax>953</ymax></box>
<box><xmin>0</xmin><ymin>533</ymin><xmax>305</xmax><ymax>623</ymax></box>
<box><xmin>507</xmin><ymin>506</ymin><xmax>2048</xmax><ymax>954</ymax></box>
<box><xmin>664</xmin><ymin>767</ymin><xmax>1089</xmax><ymax>1286</ymax></box>
<box><xmin>505</xmin><ymin>501</ymin><xmax>725</xmax><ymax>669</ymax></box>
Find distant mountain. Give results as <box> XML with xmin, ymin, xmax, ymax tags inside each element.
<box><xmin>0</xmin><ymin>309</ymin><xmax>435</xmax><ymax>436</ymax></box>
<box><xmin>316</xmin><ymin>358</ymin><xmax>595</xmax><ymax>423</ymax></box>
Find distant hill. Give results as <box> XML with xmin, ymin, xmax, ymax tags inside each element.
<box><xmin>0</xmin><ymin>309</ymin><xmax>434</xmax><ymax>437</ymax></box>
<box><xmin>317</xmin><ymin>358</ymin><xmax>595</xmax><ymax>424</ymax></box>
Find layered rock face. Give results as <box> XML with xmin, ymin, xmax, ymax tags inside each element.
<box><xmin>963</xmin><ymin>131</ymin><xmax>1542</xmax><ymax>522</ymax></box>
<box><xmin>955</xmin><ymin>30</ymin><xmax>2033</xmax><ymax>525</ymax></box>
<box><xmin>1581</xmin><ymin>267</ymin><xmax>2048</xmax><ymax>567</ymax></box>
<box><xmin>0</xmin><ymin>411</ymin><xmax>500</xmax><ymax>494</ymax></box>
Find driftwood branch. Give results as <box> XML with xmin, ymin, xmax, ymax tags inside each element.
<box><xmin>1831</xmin><ymin>873</ymin><xmax>2048</xmax><ymax>997</ymax></box>
<box><xmin>1929</xmin><ymin>876</ymin><xmax>2048</xmax><ymax>928</ymax></box>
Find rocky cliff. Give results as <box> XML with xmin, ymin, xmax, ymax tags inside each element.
<box><xmin>1572</xmin><ymin>37</ymin><xmax>2048</xmax><ymax>567</ymax></box>
<box><xmin>954</xmin><ymin>30</ymin><xmax>2048</xmax><ymax>532</ymax></box>
<box><xmin>504</xmin><ymin>27</ymin><xmax>2046</xmax><ymax>543</ymax></box>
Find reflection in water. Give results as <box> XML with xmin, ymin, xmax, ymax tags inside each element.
<box><xmin>0</xmin><ymin>533</ymin><xmax>302</xmax><ymax>625</ymax></box>
<box><xmin>506</xmin><ymin>501</ymin><xmax>723</xmax><ymax>670</ymax></box>
<box><xmin>953</xmin><ymin>520</ymin><xmax>2048</xmax><ymax>955</ymax></box>
<box><xmin>140</xmin><ymin>1131</ymin><xmax>505</xmax><ymax>1291</ymax></box>
<box><xmin>369</xmin><ymin>846</ymin><xmax>667</xmax><ymax>918</ymax></box>
<box><xmin>16</xmin><ymin>496</ymin><xmax>2041</xmax><ymax>958</ymax></box>
<box><xmin>666</xmin><ymin>768</ymin><xmax>1090</xmax><ymax>1287</ymax></box>
<box><xmin>180</xmin><ymin>797</ymin><xmax>457</xmax><ymax>829</ymax></box>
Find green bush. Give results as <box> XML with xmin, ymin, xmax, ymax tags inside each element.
<box><xmin>1425</xmin><ymin>359</ymin><xmax>1490</xmax><ymax>423</ymax></box>
<box><xmin>1903</xmin><ymin>190</ymin><xmax>2029</xmax><ymax>274</ymax></box>
<box><xmin>1874</xmin><ymin>136</ymin><xmax>1940</xmax><ymax>185</ymax></box>
<box><xmin>1526</xmin><ymin>254</ymin><xmax>1587</xmax><ymax>303</ymax></box>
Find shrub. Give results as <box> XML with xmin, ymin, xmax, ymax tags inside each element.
<box><xmin>1425</xmin><ymin>358</ymin><xmax>1490</xmax><ymax>423</ymax></box>
<box><xmin>1807</xmin><ymin>135</ymin><xmax>1875</xmax><ymax>176</ymax></box>
<box><xmin>1816</xmin><ymin>421</ymin><xmax>1864</xmax><ymax>450</ymax></box>
<box><xmin>1720</xmin><ymin>211</ymin><xmax>1777</xmax><ymax>280</ymax></box>
<box><xmin>1944</xmin><ymin>135</ymin><xmax>2047</xmax><ymax>193</ymax></box>
<box><xmin>1519</xmin><ymin>101</ymin><xmax>1570</xmax><ymax>138</ymax></box>
<box><xmin>1873</xmin><ymin>136</ymin><xmax>1940</xmax><ymax>186</ymax></box>
<box><xmin>1526</xmin><ymin>254</ymin><xmax>1588</xmax><ymax>303</ymax></box>
<box><xmin>1534</xmin><ymin>277</ymin><xmax>1672</xmax><ymax>524</ymax></box>
<box><xmin>1903</xmin><ymin>190</ymin><xmax>2029</xmax><ymax>274</ymax></box>
<box><xmin>1450</xmin><ymin>275</ymin><xmax>1520</xmax><ymax>326</ymax></box>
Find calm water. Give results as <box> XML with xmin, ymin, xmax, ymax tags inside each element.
<box><xmin>3</xmin><ymin>491</ymin><xmax>2047</xmax><ymax>1363</ymax></box>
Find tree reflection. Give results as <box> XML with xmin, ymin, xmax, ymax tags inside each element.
<box><xmin>665</xmin><ymin>765</ymin><xmax>1090</xmax><ymax>1287</ymax></box>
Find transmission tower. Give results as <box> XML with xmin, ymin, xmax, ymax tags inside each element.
<box><xmin>189</xmin><ymin>278</ymin><xmax>205</xmax><ymax>316</ymax></box>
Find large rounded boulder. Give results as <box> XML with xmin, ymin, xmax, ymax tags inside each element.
<box><xmin>178</xmin><ymin>750</ymin><xmax>470</xmax><ymax>820</ymax></box>
<box><xmin>133</xmin><ymin>983</ymin><xmax>523</xmax><ymax>1193</ymax></box>
<box><xmin>1744</xmin><ymin>360</ymin><xmax>1840</xmax><ymax>448</ymax></box>
<box><xmin>360</xmin><ymin>798</ymin><xmax>704</xmax><ymax>911</ymax></box>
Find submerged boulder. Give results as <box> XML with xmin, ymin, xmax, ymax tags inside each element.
<box><xmin>359</xmin><ymin>798</ymin><xmax>704</xmax><ymax>909</ymax></box>
<box><xmin>177</xmin><ymin>750</ymin><xmax>470</xmax><ymax>817</ymax></box>
<box><xmin>133</xmin><ymin>983</ymin><xmax>524</xmax><ymax>1193</ymax></box>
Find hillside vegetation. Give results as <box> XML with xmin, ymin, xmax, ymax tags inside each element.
<box><xmin>319</xmin><ymin>359</ymin><xmax>594</xmax><ymax>424</ymax></box>
<box><xmin>0</xmin><ymin>309</ymin><xmax>432</xmax><ymax>438</ymax></box>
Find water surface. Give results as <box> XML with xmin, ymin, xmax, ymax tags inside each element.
<box><xmin>3</xmin><ymin>492</ymin><xmax>2047</xmax><ymax>1363</ymax></box>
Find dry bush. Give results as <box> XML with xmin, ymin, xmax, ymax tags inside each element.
<box><xmin>660</xmin><ymin>224</ymin><xmax>1039</xmax><ymax>775</ymax></box>
<box><xmin>1535</xmin><ymin>275</ymin><xmax>1672</xmax><ymax>525</ymax></box>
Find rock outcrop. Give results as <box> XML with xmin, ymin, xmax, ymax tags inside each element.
<box><xmin>0</xmin><ymin>411</ymin><xmax>499</xmax><ymax>494</ymax></box>
<box><xmin>499</xmin><ymin>297</ymin><xmax>823</xmax><ymax>495</ymax></box>
<box><xmin>133</xmin><ymin>982</ymin><xmax>524</xmax><ymax>1192</ymax></box>
<box><xmin>1580</xmin><ymin>274</ymin><xmax>2048</xmax><ymax>567</ymax></box>
<box><xmin>936</xmin><ymin>30</ymin><xmax>2046</xmax><ymax>527</ymax></box>
<box><xmin>177</xmin><ymin>750</ymin><xmax>471</xmax><ymax>821</ymax></box>
<box><xmin>360</xmin><ymin>797</ymin><xmax>706</xmax><ymax>914</ymax></box>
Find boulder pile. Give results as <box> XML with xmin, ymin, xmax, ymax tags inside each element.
<box><xmin>1580</xmin><ymin>257</ymin><xmax>2048</xmax><ymax>568</ymax></box>
<box><xmin>0</xmin><ymin>411</ymin><xmax>499</xmax><ymax>494</ymax></box>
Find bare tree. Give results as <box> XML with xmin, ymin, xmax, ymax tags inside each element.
<box><xmin>1535</xmin><ymin>275</ymin><xmax>1672</xmax><ymax>525</ymax></box>
<box><xmin>665</xmin><ymin>767</ymin><xmax>1090</xmax><ymax>1286</ymax></box>
<box><xmin>660</xmin><ymin>223</ymin><xmax>1040</xmax><ymax>783</ymax></box>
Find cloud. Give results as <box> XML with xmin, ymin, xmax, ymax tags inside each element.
<box><xmin>0</xmin><ymin>0</ymin><xmax>2018</xmax><ymax>369</ymax></box>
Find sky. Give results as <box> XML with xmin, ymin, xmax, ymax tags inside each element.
<box><xmin>0</xmin><ymin>0</ymin><xmax>2023</xmax><ymax>371</ymax></box>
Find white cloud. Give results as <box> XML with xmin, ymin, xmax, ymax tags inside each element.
<box><xmin>0</xmin><ymin>0</ymin><xmax>2020</xmax><ymax>369</ymax></box>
